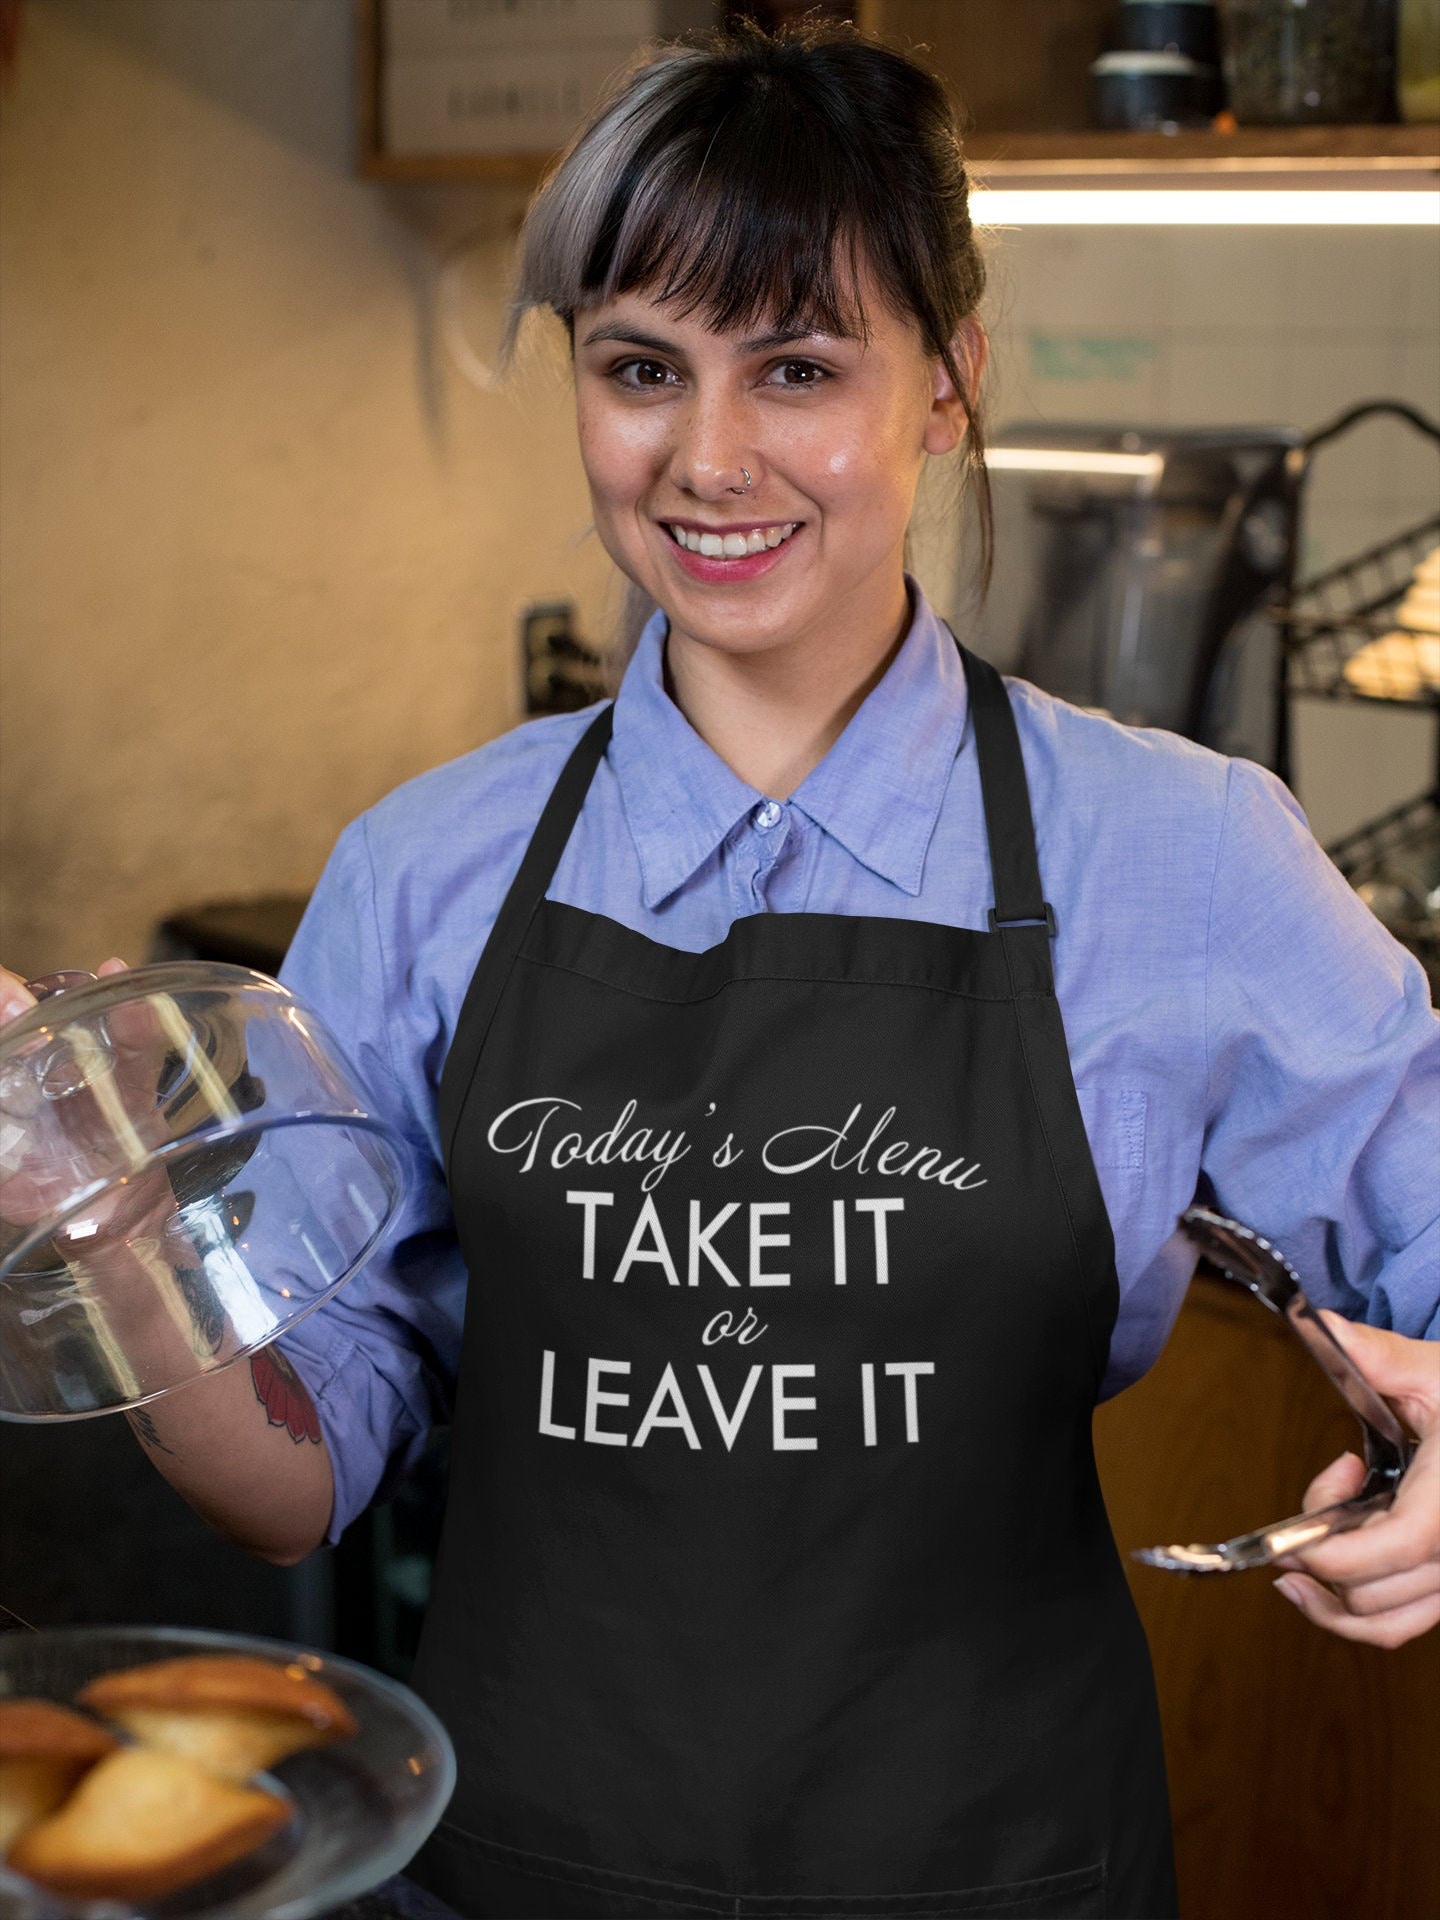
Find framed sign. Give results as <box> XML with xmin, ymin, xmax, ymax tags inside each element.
<box><xmin>359</xmin><ymin>0</ymin><xmax>712</xmax><ymax>178</ymax></box>
<box><xmin>355</xmin><ymin>0</ymin><xmax>863</xmax><ymax>178</ymax></box>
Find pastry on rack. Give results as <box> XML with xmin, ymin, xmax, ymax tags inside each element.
<box><xmin>79</xmin><ymin>1652</ymin><xmax>357</xmax><ymax>1783</ymax></box>
<box><xmin>6</xmin><ymin>1746</ymin><xmax>289</xmax><ymax>1901</ymax></box>
<box><xmin>1395</xmin><ymin>543</ymin><xmax>1439</xmax><ymax>633</ymax></box>
<box><xmin>1343</xmin><ymin>544</ymin><xmax>1440</xmax><ymax>699</ymax></box>
<box><xmin>1342</xmin><ymin>631</ymin><xmax>1440</xmax><ymax>699</ymax></box>
<box><xmin>0</xmin><ymin>1699</ymin><xmax>116</xmax><ymax>1854</ymax></box>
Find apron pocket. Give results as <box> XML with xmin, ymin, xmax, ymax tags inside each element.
<box><xmin>410</xmin><ymin>1824</ymin><xmax>1107</xmax><ymax>1920</ymax></box>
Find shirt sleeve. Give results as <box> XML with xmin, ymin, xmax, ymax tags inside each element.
<box><xmin>1201</xmin><ymin>757</ymin><xmax>1440</xmax><ymax>1339</ymax></box>
<box><xmin>275</xmin><ymin>816</ymin><xmax>466</xmax><ymax>1543</ymax></box>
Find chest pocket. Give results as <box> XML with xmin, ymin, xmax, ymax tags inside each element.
<box><xmin>1075</xmin><ymin>1086</ymin><xmax>1147</xmax><ymax>1173</ymax></box>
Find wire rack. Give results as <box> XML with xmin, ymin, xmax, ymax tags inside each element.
<box><xmin>1280</xmin><ymin>513</ymin><xmax>1440</xmax><ymax>707</ymax></box>
<box><xmin>1270</xmin><ymin>404</ymin><xmax>1440</xmax><ymax>997</ymax></box>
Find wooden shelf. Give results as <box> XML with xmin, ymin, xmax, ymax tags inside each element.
<box><xmin>353</xmin><ymin>0</ymin><xmax>1438</xmax><ymax>185</ymax></box>
<box><xmin>357</xmin><ymin>124</ymin><xmax>1439</xmax><ymax>188</ymax></box>
<box><xmin>358</xmin><ymin>150</ymin><xmax>554</xmax><ymax>185</ymax></box>
<box><xmin>966</xmin><ymin>125</ymin><xmax>1439</xmax><ymax>173</ymax></box>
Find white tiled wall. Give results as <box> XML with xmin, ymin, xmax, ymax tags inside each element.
<box><xmin>924</xmin><ymin>221</ymin><xmax>1440</xmax><ymax>844</ymax></box>
<box><xmin>984</xmin><ymin>224</ymin><xmax>1438</xmax><ymax>573</ymax></box>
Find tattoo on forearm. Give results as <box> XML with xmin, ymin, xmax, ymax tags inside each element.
<box><xmin>127</xmin><ymin>1406</ymin><xmax>174</xmax><ymax>1454</ymax></box>
<box><xmin>176</xmin><ymin>1263</ymin><xmax>225</xmax><ymax>1357</ymax></box>
<box><xmin>251</xmin><ymin>1349</ymin><xmax>322</xmax><ymax>1444</ymax></box>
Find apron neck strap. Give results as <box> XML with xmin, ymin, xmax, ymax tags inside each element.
<box><xmin>438</xmin><ymin>702</ymin><xmax>614</xmax><ymax>1172</ymax></box>
<box><xmin>500</xmin><ymin>701</ymin><xmax>615</xmax><ymax>915</ymax></box>
<box><xmin>956</xmin><ymin>641</ymin><xmax>1057</xmax><ymax>938</ymax></box>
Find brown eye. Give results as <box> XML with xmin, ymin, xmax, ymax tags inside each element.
<box><xmin>770</xmin><ymin>360</ymin><xmax>827</xmax><ymax>388</ymax></box>
<box><xmin>615</xmin><ymin>358</ymin><xmax>674</xmax><ymax>389</ymax></box>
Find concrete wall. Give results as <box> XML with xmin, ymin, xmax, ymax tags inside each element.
<box><xmin>3</xmin><ymin>0</ymin><xmax>1437</xmax><ymax>975</ymax></box>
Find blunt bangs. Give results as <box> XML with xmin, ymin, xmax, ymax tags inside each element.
<box><xmin>579</xmin><ymin>66</ymin><xmax>874</xmax><ymax>342</ymax></box>
<box><xmin>511</xmin><ymin>27</ymin><xmax>979</xmax><ymax>358</ymax></box>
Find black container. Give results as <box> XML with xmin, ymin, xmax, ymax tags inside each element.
<box><xmin>1091</xmin><ymin>50</ymin><xmax>1221</xmax><ymax>127</ymax></box>
<box><xmin>1116</xmin><ymin>0</ymin><xmax>1222</xmax><ymax>64</ymax></box>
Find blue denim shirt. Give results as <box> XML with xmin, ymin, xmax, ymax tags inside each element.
<box><xmin>279</xmin><ymin>583</ymin><xmax>1440</xmax><ymax>1541</ymax></box>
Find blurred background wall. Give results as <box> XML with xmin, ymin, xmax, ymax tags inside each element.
<box><xmin>0</xmin><ymin>0</ymin><xmax>613</xmax><ymax>978</ymax></box>
<box><xmin>2</xmin><ymin>0</ymin><xmax>1438</xmax><ymax>977</ymax></box>
<box><xmin>963</xmin><ymin>218</ymin><xmax>1439</xmax><ymax>845</ymax></box>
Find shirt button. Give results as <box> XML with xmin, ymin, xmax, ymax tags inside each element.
<box><xmin>752</xmin><ymin>800</ymin><xmax>783</xmax><ymax>832</ymax></box>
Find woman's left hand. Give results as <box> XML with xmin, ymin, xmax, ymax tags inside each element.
<box><xmin>1272</xmin><ymin>1312</ymin><xmax>1440</xmax><ymax>1648</ymax></box>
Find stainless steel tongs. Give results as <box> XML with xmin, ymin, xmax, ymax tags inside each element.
<box><xmin>1133</xmin><ymin>1206</ymin><xmax>1419</xmax><ymax>1575</ymax></box>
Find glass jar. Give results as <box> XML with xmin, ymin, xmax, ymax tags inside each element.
<box><xmin>1223</xmin><ymin>0</ymin><xmax>1399</xmax><ymax>123</ymax></box>
<box><xmin>1400</xmin><ymin>0</ymin><xmax>1440</xmax><ymax>118</ymax></box>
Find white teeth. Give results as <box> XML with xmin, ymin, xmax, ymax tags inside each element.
<box><xmin>668</xmin><ymin>521</ymin><xmax>799</xmax><ymax>557</ymax></box>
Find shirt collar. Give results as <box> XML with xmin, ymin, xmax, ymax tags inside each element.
<box><xmin>609</xmin><ymin>579</ymin><xmax>970</xmax><ymax>909</ymax></box>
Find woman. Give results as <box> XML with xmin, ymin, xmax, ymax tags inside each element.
<box><xmin>4</xmin><ymin>21</ymin><xmax>1437</xmax><ymax>1920</ymax></box>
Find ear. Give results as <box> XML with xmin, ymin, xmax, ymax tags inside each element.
<box><xmin>923</xmin><ymin>317</ymin><xmax>988</xmax><ymax>458</ymax></box>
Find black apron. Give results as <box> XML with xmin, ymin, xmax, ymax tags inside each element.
<box><xmin>408</xmin><ymin>644</ymin><xmax>1177</xmax><ymax>1919</ymax></box>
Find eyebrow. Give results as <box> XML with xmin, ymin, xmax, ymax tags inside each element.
<box><xmin>579</xmin><ymin>321</ymin><xmax>853</xmax><ymax>355</ymax></box>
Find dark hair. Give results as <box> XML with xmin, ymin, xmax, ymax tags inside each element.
<box><xmin>510</xmin><ymin>17</ymin><xmax>992</xmax><ymax>590</ymax></box>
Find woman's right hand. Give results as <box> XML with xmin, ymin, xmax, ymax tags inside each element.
<box><xmin>0</xmin><ymin>956</ymin><xmax>130</xmax><ymax>1019</ymax></box>
<box><xmin>0</xmin><ymin>957</ymin><xmax>176</xmax><ymax>1239</ymax></box>
<box><xmin>0</xmin><ymin>955</ymin><xmax>208</xmax><ymax>1372</ymax></box>
<box><xmin>0</xmin><ymin>963</ymin><xmax>38</xmax><ymax>1025</ymax></box>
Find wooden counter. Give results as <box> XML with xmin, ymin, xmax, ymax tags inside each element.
<box><xmin>1096</xmin><ymin>1274</ymin><xmax>1439</xmax><ymax>1920</ymax></box>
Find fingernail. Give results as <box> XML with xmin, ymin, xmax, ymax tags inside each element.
<box><xmin>1273</xmin><ymin>1577</ymin><xmax>1304</xmax><ymax>1608</ymax></box>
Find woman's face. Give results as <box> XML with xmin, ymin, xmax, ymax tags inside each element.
<box><xmin>573</xmin><ymin>266</ymin><xmax>978</xmax><ymax>664</ymax></box>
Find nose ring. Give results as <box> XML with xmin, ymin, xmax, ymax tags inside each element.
<box><xmin>728</xmin><ymin>468</ymin><xmax>752</xmax><ymax>495</ymax></box>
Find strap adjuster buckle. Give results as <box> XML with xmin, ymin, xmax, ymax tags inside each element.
<box><xmin>987</xmin><ymin>902</ymin><xmax>1058</xmax><ymax>938</ymax></box>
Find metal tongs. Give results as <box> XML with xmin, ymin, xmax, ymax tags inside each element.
<box><xmin>1133</xmin><ymin>1205</ymin><xmax>1419</xmax><ymax>1575</ymax></box>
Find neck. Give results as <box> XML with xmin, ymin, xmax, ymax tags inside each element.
<box><xmin>662</xmin><ymin>570</ymin><xmax>913</xmax><ymax>798</ymax></box>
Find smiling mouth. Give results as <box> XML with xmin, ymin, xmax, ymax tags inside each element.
<box><xmin>664</xmin><ymin>521</ymin><xmax>800</xmax><ymax>558</ymax></box>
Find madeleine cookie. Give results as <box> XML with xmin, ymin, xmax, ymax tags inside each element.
<box><xmin>8</xmin><ymin>1746</ymin><xmax>289</xmax><ymax>1901</ymax></box>
<box><xmin>0</xmin><ymin>1699</ymin><xmax>117</xmax><ymax>1855</ymax></box>
<box><xmin>79</xmin><ymin>1653</ymin><xmax>357</xmax><ymax>1782</ymax></box>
